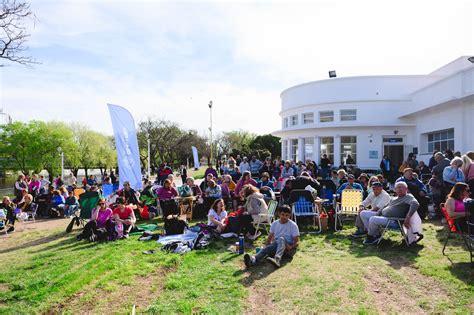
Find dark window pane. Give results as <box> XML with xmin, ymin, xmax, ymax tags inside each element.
<box><xmin>428</xmin><ymin>134</ymin><xmax>433</xmax><ymax>141</ymax></box>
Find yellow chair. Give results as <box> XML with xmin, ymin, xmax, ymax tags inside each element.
<box><xmin>335</xmin><ymin>189</ymin><xmax>363</xmax><ymax>231</ymax></box>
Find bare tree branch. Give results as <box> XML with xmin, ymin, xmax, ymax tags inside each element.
<box><xmin>0</xmin><ymin>0</ymin><xmax>38</xmax><ymax>66</ymax></box>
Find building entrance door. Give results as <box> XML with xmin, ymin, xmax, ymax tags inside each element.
<box><xmin>384</xmin><ymin>145</ymin><xmax>404</xmax><ymax>170</ymax></box>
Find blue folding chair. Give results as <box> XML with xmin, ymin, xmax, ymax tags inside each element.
<box><xmin>290</xmin><ymin>190</ymin><xmax>321</xmax><ymax>233</ymax></box>
<box><xmin>102</xmin><ymin>183</ymin><xmax>114</xmax><ymax>198</ymax></box>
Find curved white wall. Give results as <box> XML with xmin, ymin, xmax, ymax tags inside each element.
<box><xmin>274</xmin><ymin>57</ymin><xmax>474</xmax><ymax>170</ymax></box>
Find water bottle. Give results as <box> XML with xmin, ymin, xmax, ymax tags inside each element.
<box><xmin>238</xmin><ymin>234</ymin><xmax>244</xmax><ymax>254</ymax></box>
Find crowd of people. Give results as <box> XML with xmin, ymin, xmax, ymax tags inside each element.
<box><xmin>1</xmin><ymin>149</ymin><xmax>473</xmax><ymax>268</ymax></box>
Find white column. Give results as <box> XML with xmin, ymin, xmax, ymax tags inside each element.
<box><xmin>313</xmin><ymin>136</ymin><xmax>320</xmax><ymax>163</ymax></box>
<box><xmin>281</xmin><ymin>140</ymin><xmax>286</xmax><ymax>160</ymax></box>
<box><xmin>334</xmin><ymin>136</ymin><xmax>341</xmax><ymax>167</ymax></box>
<box><xmin>298</xmin><ymin>137</ymin><xmax>304</xmax><ymax>162</ymax></box>
<box><xmin>287</xmin><ymin>139</ymin><xmax>292</xmax><ymax>161</ymax></box>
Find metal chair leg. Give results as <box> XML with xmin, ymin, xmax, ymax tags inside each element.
<box><xmin>442</xmin><ymin>230</ymin><xmax>452</xmax><ymax>256</ymax></box>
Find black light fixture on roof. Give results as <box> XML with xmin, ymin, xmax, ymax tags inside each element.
<box><xmin>328</xmin><ymin>70</ymin><xmax>337</xmax><ymax>78</ymax></box>
<box><xmin>468</xmin><ymin>56</ymin><xmax>474</xmax><ymax>64</ymax></box>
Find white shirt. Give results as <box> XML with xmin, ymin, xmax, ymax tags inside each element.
<box><xmin>239</xmin><ymin>162</ymin><xmax>251</xmax><ymax>173</ymax></box>
<box><xmin>270</xmin><ymin>219</ymin><xmax>300</xmax><ymax>245</ymax></box>
<box><xmin>207</xmin><ymin>209</ymin><xmax>227</xmax><ymax>226</ymax></box>
<box><xmin>361</xmin><ymin>190</ymin><xmax>391</xmax><ymax>211</ymax></box>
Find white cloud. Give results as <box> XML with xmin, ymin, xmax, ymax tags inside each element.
<box><xmin>1</xmin><ymin>0</ymin><xmax>472</xmax><ymax>138</ymax></box>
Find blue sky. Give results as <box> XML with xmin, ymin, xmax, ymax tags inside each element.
<box><xmin>0</xmin><ymin>0</ymin><xmax>472</xmax><ymax>136</ymax></box>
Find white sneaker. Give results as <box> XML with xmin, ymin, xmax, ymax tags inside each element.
<box><xmin>266</xmin><ymin>256</ymin><xmax>281</xmax><ymax>268</ymax></box>
<box><xmin>246</xmin><ymin>231</ymin><xmax>261</xmax><ymax>241</ymax></box>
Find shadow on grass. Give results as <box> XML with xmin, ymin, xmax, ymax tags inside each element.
<box><xmin>0</xmin><ymin>231</ymin><xmax>67</xmax><ymax>254</ymax></box>
<box><xmin>234</xmin><ymin>255</ymin><xmax>294</xmax><ymax>287</ymax></box>
<box><xmin>319</xmin><ymin>227</ymin><xmax>423</xmax><ymax>270</ymax></box>
<box><xmin>447</xmin><ymin>262</ymin><xmax>474</xmax><ymax>286</ymax></box>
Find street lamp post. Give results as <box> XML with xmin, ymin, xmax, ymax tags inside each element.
<box><xmin>147</xmin><ymin>133</ymin><xmax>151</xmax><ymax>178</ymax></box>
<box><xmin>208</xmin><ymin>101</ymin><xmax>213</xmax><ymax>164</ymax></box>
<box><xmin>57</xmin><ymin>147</ymin><xmax>64</xmax><ymax>181</ymax></box>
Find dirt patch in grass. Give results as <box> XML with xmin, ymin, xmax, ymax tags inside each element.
<box><xmin>364</xmin><ymin>264</ymin><xmax>448</xmax><ymax>314</ymax></box>
<box><xmin>51</xmin><ymin>268</ymin><xmax>170</xmax><ymax>313</ymax></box>
<box><xmin>244</xmin><ymin>284</ymin><xmax>275</xmax><ymax>314</ymax></box>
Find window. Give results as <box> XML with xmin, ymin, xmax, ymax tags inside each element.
<box><xmin>304</xmin><ymin>137</ymin><xmax>314</xmax><ymax>161</ymax></box>
<box><xmin>303</xmin><ymin>113</ymin><xmax>314</xmax><ymax>124</ymax></box>
<box><xmin>340</xmin><ymin>136</ymin><xmax>357</xmax><ymax>165</ymax></box>
<box><xmin>282</xmin><ymin>140</ymin><xmax>288</xmax><ymax>160</ymax></box>
<box><xmin>282</xmin><ymin>117</ymin><xmax>288</xmax><ymax>128</ymax></box>
<box><xmin>319</xmin><ymin>111</ymin><xmax>334</xmax><ymax>122</ymax></box>
<box><xmin>290</xmin><ymin>115</ymin><xmax>298</xmax><ymax>126</ymax></box>
<box><xmin>320</xmin><ymin>137</ymin><xmax>334</xmax><ymax>164</ymax></box>
<box><xmin>291</xmin><ymin>139</ymin><xmax>298</xmax><ymax>161</ymax></box>
<box><xmin>340</xmin><ymin>109</ymin><xmax>357</xmax><ymax>121</ymax></box>
<box><xmin>427</xmin><ymin>129</ymin><xmax>454</xmax><ymax>153</ymax></box>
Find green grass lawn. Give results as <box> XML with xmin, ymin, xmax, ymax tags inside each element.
<box><xmin>0</xmin><ymin>218</ymin><xmax>472</xmax><ymax>314</ymax></box>
<box><xmin>188</xmin><ymin>167</ymin><xmax>206</xmax><ymax>180</ymax></box>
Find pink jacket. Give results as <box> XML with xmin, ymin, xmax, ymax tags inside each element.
<box><xmin>235</xmin><ymin>178</ymin><xmax>258</xmax><ymax>195</ymax></box>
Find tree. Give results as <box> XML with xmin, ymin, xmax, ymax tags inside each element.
<box><xmin>0</xmin><ymin>0</ymin><xmax>37</xmax><ymax>66</ymax></box>
<box><xmin>250</xmin><ymin>134</ymin><xmax>281</xmax><ymax>159</ymax></box>
<box><xmin>0</xmin><ymin>121</ymin><xmax>77</xmax><ymax>179</ymax></box>
<box><xmin>137</xmin><ymin>117</ymin><xmax>207</xmax><ymax>170</ymax></box>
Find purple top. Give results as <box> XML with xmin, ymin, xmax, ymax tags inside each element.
<box><xmin>29</xmin><ymin>180</ymin><xmax>41</xmax><ymax>193</ymax></box>
<box><xmin>156</xmin><ymin>187</ymin><xmax>178</xmax><ymax>200</ymax></box>
<box><xmin>93</xmin><ymin>207</ymin><xmax>113</xmax><ymax>228</ymax></box>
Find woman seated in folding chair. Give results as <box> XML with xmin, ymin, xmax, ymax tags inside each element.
<box><xmin>156</xmin><ymin>179</ymin><xmax>178</xmax><ymax>201</ymax></box>
<box><xmin>237</xmin><ymin>184</ymin><xmax>267</xmax><ymax>240</ymax></box>
<box><xmin>234</xmin><ymin>172</ymin><xmax>257</xmax><ymax>204</ymax></box>
<box><xmin>445</xmin><ymin>182</ymin><xmax>470</xmax><ymax>232</ymax></box>
<box><xmin>77</xmin><ymin>198</ymin><xmax>114</xmax><ymax>241</ymax></box>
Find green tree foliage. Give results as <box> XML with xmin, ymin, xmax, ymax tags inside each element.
<box><xmin>0</xmin><ymin>121</ymin><xmax>77</xmax><ymax>179</ymax></box>
<box><xmin>137</xmin><ymin>117</ymin><xmax>207</xmax><ymax>169</ymax></box>
<box><xmin>250</xmin><ymin>134</ymin><xmax>281</xmax><ymax>159</ymax></box>
<box><xmin>0</xmin><ymin>121</ymin><xmax>116</xmax><ymax>178</ymax></box>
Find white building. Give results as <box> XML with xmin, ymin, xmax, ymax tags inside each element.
<box><xmin>273</xmin><ymin>57</ymin><xmax>474</xmax><ymax>170</ymax></box>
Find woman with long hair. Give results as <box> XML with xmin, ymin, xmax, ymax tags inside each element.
<box><xmin>445</xmin><ymin>182</ymin><xmax>470</xmax><ymax>231</ymax></box>
<box><xmin>207</xmin><ymin>199</ymin><xmax>228</xmax><ymax>233</ymax></box>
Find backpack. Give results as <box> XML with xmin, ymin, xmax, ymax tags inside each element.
<box><xmin>164</xmin><ymin>216</ymin><xmax>188</xmax><ymax>235</ymax></box>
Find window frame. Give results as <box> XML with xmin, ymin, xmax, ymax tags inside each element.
<box><xmin>319</xmin><ymin>111</ymin><xmax>334</xmax><ymax>123</ymax></box>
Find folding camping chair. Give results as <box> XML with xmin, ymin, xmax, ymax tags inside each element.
<box><xmin>253</xmin><ymin>199</ymin><xmax>278</xmax><ymax>237</ymax></box>
<box><xmin>319</xmin><ymin>180</ymin><xmax>337</xmax><ymax>211</ymax></box>
<box><xmin>289</xmin><ymin>190</ymin><xmax>321</xmax><ymax>232</ymax></box>
<box><xmin>334</xmin><ymin>189</ymin><xmax>363</xmax><ymax>231</ymax></box>
<box><xmin>74</xmin><ymin>191</ymin><xmax>101</xmax><ymax>228</ymax></box>
<box><xmin>377</xmin><ymin>217</ymin><xmax>409</xmax><ymax>246</ymax></box>
<box><xmin>440</xmin><ymin>203</ymin><xmax>471</xmax><ymax>256</ymax></box>
<box><xmin>74</xmin><ymin>188</ymin><xmax>86</xmax><ymax>199</ymax></box>
<box><xmin>102</xmin><ymin>183</ymin><xmax>114</xmax><ymax>199</ymax></box>
<box><xmin>25</xmin><ymin>203</ymin><xmax>38</xmax><ymax>223</ymax></box>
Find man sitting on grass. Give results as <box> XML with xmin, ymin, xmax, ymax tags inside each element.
<box><xmin>244</xmin><ymin>205</ymin><xmax>299</xmax><ymax>268</ymax></box>
<box><xmin>360</xmin><ymin>181</ymin><xmax>419</xmax><ymax>245</ymax></box>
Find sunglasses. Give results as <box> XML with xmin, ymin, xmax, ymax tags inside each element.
<box><xmin>99</xmin><ymin>203</ymin><xmax>105</xmax><ymax>205</ymax></box>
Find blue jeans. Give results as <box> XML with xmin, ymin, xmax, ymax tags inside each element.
<box><xmin>65</xmin><ymin>205</ymin><xmax>78</xmax><ymax>216</ymax></box>
<box><xmin>255</xmin><ymin>237</ymin><xmax>287</xmax><ymax>261</ymax></box>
